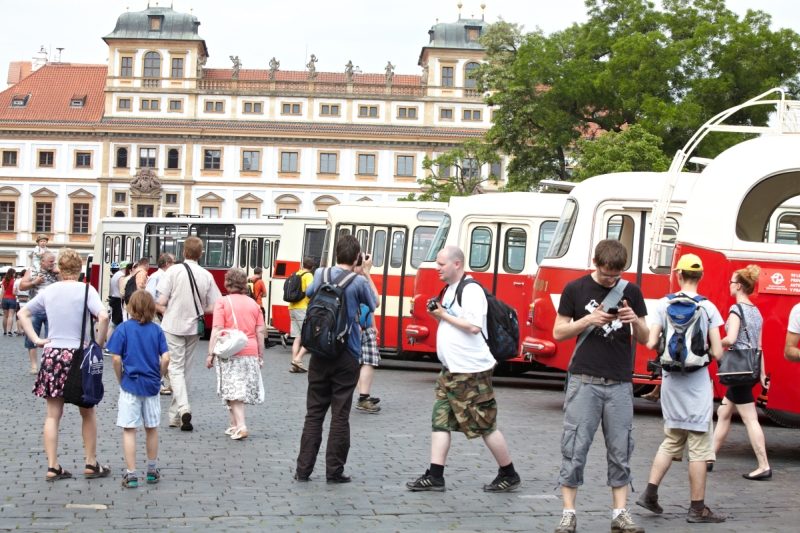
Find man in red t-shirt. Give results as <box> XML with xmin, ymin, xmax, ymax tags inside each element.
<box><xmin>251</xmin><ymin>268</ymin><xmax>266</xmax><ymax>321</ymax></box>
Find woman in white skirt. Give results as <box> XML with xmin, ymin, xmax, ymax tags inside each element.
<box><xmin>206</xmin><ymin>268</ymin><xmax>265</xmax><ymax>440</ymax></box>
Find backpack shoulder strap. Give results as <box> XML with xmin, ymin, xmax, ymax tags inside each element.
<box><xmin>332</xmin><ymin>270</ymin><xmax>358</xmax><ymax>289</ymax></box>
<box><xmin>455</xmin><ymin>276</ymin><xmax>481</xmax><ymax>307</ymax></box>
<box><xmin>322</xmin><ymin>268</ymin><xmax>331</xmax><ymax>284</ymax></box>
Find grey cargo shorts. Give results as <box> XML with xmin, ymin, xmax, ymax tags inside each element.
<box><xmin>558</xmin><ymin>374</ymin><xmax>635</xmax><ymax>488</ymax></box>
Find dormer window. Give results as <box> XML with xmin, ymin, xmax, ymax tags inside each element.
<box><xmin>10</xmin><ymin>94</ymin><xmax>30</xmax><ymax>108</ymax></box>
<box><xmin>70</xmin><ymin>95</ymin><xmax>86</xmax><ymax>108</ymax></box>
<box><xmin>149</xmin><ymin>16</ymin><xmax>162</xmax><ymax>31</ymax></box>
<box><xmin>467</xmin><ymin>27</ymin><xmax>480</xmax><ymax>41</ymax></box>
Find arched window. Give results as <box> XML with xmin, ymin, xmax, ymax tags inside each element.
<box><xmin>143</xmin><ymin>52</ymin><xmax>161</xmax><ymax>78</ymax></box>
<box><xmin>313</xmin><ymin>195</ymin><xmax>340</xmax><ymax>212</ymax></box>
<box><xmin>167</xmin><ymin>148</ymin><xmax>179</xmax><ymax>169</ymax></box>
<box><xmin>464</xmin><ymin>62</ymin><xmax>480</xmax><ymax>88</ymax></box>
<box><xmin>116</xmin><ymin>147</ymin><xmax>128</xmax><ymax>168</ymax></box>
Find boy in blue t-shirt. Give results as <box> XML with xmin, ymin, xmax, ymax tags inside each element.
<box><xmin>107</xmin><ymin>290</ymin><xmax>170</xmax><ymax>488</ymax></box>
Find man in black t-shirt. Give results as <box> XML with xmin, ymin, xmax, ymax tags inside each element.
<box><xmin>552</xmin><ymin>239</ymin><xmax>649</xmax><ymax>533</ymax></box>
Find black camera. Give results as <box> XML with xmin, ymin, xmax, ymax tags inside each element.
<box><xmin>356</xmin><ymin>253</ymin><xmax>370</xmax><ymax>267</ymax></box>
<box><xmin>427</xmin><ymin>297</ymin><xmax>440</xmax><ymax>312</ymax></box>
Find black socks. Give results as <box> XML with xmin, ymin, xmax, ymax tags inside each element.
<box><xmin>359</xmin><ymin>394</ymin><xmax>369</xmax><ymax>401</ymax></box>
<box><xmin>429</xmin><ymin>463</ymin><xmax>445</xmax><ymax>479</ymax></box>
<box><xmin>499</xmin><ymin>462</ymin><xmax>516</xmax><ymax>477</ymax></box>
<box><xmin>690</xmin><ymin>500</ymin><xmax>705</xmax><ymax>512</ymax></box>
<box><xmin>644</xmin><ymin>483</ymin><xmax>659</xmax><ymax>498</ymax></box>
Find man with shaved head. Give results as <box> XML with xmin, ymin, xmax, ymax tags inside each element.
<box><xmin>406</xmin><ymin>245</ymin><xmax>520</xmax><ymax>493</ymax></box>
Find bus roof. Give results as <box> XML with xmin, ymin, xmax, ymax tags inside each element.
<box><xmin>446</xmin><ymin>192</ymin><xmax>568</xmax><ymax>219</ymax></box>
<box><xmin>679</xmin><ymin>134</ymin><xmax>800</xmax><ymax>253</ymax></box>
<box><xmin>566</xmin><ymin>171</ymin><xmax>699</xmax><ymax>205</ymax></box>
<box><xmin>327</xmin><ymin>201</ymin><xmax>447</xmax><ymax>223</ymax></box>
<box><xmin>98</xmin><ymin>217</ymin><xmax>285</xmax><ymax>226</ymax></box>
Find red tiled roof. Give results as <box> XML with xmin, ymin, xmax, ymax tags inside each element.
<box><xmin>98</xmin><ymin>117</ymin><xmax>486</xmax><ymax>139</ymax></box>
<box><xmin>0</xmin><ymin>64</ymin><xmax>107</xmax><ymax>123</ymax></box>
<box><xmin>205</xmin><ymin>69</ymin><xmax>421</xmax><ymax>86</ymax></box>
<box><xmin>6</xmin><ymin>61</ymin><xmax>32</xmax><ymax>86</ymax></box>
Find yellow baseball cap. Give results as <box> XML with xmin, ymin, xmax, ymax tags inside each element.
<box><xmin>674</xmin><ymin>253</ymin><xmax>703</xmax><ymax>272</ymax></box>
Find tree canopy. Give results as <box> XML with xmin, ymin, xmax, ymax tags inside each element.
<box><xmin>476</xmin><ymin>0</ymin><xmax>800</xmax><ymax>190</ymax></box>
<box><xmin>571</xmin><ymin>124</ymin><xmax>671</xmax><ymax>181</ymax></box>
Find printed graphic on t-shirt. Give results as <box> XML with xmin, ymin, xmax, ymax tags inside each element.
<box><xmin>584</xmin><ymin>298</ymin><xmax>624</xmax><ymax>337</ymax></box>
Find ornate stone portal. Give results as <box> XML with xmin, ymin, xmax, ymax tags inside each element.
<box><xmin>129</xmin><ymin>168</ymin><xmax>163</xmax><ymax>217</ymax></box>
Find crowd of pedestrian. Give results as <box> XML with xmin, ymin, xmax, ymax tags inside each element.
<box><xmin>14</xmin><ymin>232</ymin><xmax>800</xmax><ymax>531</ymax></box>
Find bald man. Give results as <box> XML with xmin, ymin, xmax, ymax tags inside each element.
<box><xmin>406</xmin><ymin>245</ymin><xmax>520</xmax><ymax>493</ymax></box>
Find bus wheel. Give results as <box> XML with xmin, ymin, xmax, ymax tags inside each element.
<box><xmin>762</xmin><ymin>407</ymin><xmax>800</xmax><ymax>429</ymax></box>
<box><xmin>632</xmin><ymin>384</ymin><xmax>655</xmax><ymax>397</ymax></box>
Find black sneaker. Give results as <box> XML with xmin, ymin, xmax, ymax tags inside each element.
<box><xmin>635</xmin><ymin>492</ymin><xmax>663</xmax><ymax>514</ymax></box>
<box><xmin>482</xmin><ymin>468</ymin><xmax>521</xmax><ymax>492</ymax></box>
<box><xmin>293</xmin><ymin>471</ymin><xmax>310</xmax><ymax>482</ymax></box>
<box><xmin>406</xmin><ymin>470</ymin><xmax>446</xmax><ymax>492</ymax></box>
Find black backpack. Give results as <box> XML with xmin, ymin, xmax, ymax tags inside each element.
<box><xmin>283</xmin><ymin>271</ymin><xmax>308</xmax><ymax>303</ymax></box>
<box><xmin>123</xmin><ymin>271</ymin><xmax>140</xmax><ymax>306</ymax></box>
<box><xmin>441</xmin><ymin>277</ymin><xmax>520</xmax><ymax>362</ymax></box>
<box><xmin>301</xmin><ymin>268</ymin><xmax>357</xmax><ymax>359</ymax></box>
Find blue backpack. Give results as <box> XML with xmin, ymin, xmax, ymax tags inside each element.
<box><xmin>300</xmin><ymin>268</ymin><xmax>357</xmax><ymax>359</ymax></box>
<box><xmin>657</xmin><ymin>293</ymin><xmax>711</xmax><ymax>374</ymax></box>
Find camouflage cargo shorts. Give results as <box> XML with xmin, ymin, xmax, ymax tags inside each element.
<box><xmin>431</xmin><ymin>368</ymin><xmax>497</xmax><ymax>439</ymax></box>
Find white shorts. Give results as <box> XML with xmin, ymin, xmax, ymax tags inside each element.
<box><xmin>290</xmin><ymin>308</ymin><xmax>306</xmax><ymax>338</ymax></box>
<box><xmin>117</xmin><ymin>389</ymin><xmax>161</xmax><ymax>428</ymax></box>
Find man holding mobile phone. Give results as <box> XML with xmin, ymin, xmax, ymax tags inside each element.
<box><xmin>551</xmin><ymin>239</ymin><xmax>649</xmax><ymax>533</ymax></box>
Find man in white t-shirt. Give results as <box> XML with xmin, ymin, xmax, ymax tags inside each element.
<box><xmin>406</xmin><ymin>245</ymin><xmax>520</xmax><ymax>493</ymax></box>
<box><xmin>638</xmin><ymin>254</ymin><xmax>726</xmax><ymax>524</ymax></box>
<box><xmin>784</xmin><ymin>303</ymin><xmax>800</xmax><ymax>362</ymax></box>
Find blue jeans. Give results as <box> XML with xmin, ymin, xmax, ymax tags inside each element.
<box><xmin>24</xmin><ymin>311</ymin><xmax>48</xmax><ymax>350</ymax></box>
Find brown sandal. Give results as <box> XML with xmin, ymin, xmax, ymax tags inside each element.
<box><xmin>46</xmin><ymin>466</ymin><xmax>72</xmax><ymax>482</ymax></box>
<box><xmin>291</xmin><ymin>362</ymin><xmax>308</xmax><ymax>373</ymax></box>
<box><xmin>84</xmin><ymin>462</ymin><xmax>111</xmax><ymax>478</ymax></box>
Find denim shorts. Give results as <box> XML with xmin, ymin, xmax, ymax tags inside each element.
<box><xmin>23</xmin><ymin>311</ymin><xmax>48</xmax><ymax>349</ymax></box>
<box><xmin>117</xmin><ymin>389</ymin><xmax>161</xmax><ymax>428</ymax></box>
<box><xmin>1</xmin><ymin>298</ymin><xmax>16</xmax><ymax>310</ymax></box>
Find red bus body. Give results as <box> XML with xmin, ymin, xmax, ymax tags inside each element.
<box><xmin>407</xmin><ymin>193</ymin><xmax>565</xmax><ymax>366</ymax></box>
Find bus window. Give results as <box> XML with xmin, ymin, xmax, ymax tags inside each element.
<box><xmin>606</xmin><ymin>214</ymin><xmax>634</xmax><ymax>270</ymax></box>
<box><xmin>390</xmin><ymin>231</ymin><xmax>404</xmax><ymax>268</ymax></box>
<box><xmin>425</xmin><ymin>214</ymin><xmax>451</xmax><ymax>262</ymax></box>
<box><xmin>113</xmin><ymin>236</ymin><xmax>121</xmax><ymax>262</ymax></box>
<box><xmin>546</xmin><ymin>199</ymin><xmax>578</xmax><ymax>259</ymax></box>
<box><xmin>777</xmin><ymin>213</ymin><xmax>800</xmax><ymax>244</ymax></box>
<box><xmin>373</xmin><ymin>230</ymin><xmax>386</xmax><ymax>267</ymax></box>
<box><xmin>263</xmin><ymin>240</ymin><xmax>271</xmax><ymax>271</ymax></box>
<box><xmin>356</xmin><ymin>229</ymin><xmax>369</xmax><ymax>252</ymax></box>
<box><xmin>304</xmin><ymin>228</ymin><xmax>326</xmax><ymax>269</ymax></box>
<box><xmin>124</xmin><ymin>237</ymin><xmax>133</xmax><ymax>262</ymax></box>
<box><xmin>144</xmin><ymin>224</ymin><xmax>189</xmax><ymax>263</ymax></box>
<box><xmin>537</xmin><ymin>221</ymin><xmax>558</xmax><ymax>264</ymax></box>
<box><xmin>339</xmin><ymin>227</ymin><xmax>351</xmax><ymax>237</ymax></box>
<box><xmin>250</xmin><ymin>240</ymin><xmax>258</xmax><ymax>269</ymax></box>
<box><xmin>411</xmin><ymin>226</ymin><xmax>437</xmax><ymax>269</ymax></box>
<box><xmin>469</xmin><ymin>227</ymin><xmax>492</xmax><ymax>272</ymax></box>
<box><xmin>503</xmin><ymin>228</ymin><xmax>527</xmax><ymax>273</ymax></box>
<box><xmin>274</xmin><ymin>240</ymin><xmax>280</xmax><ymax>264</ymax></box>
<box><xmin>104</xmin><ymin>236</ymin><xmax>111</xmax><ymax>263</ymax></box>
<box><xmin>191</xmin><ymin>224</ymin><xmax>235</xmax><ymax>267</ymax></box>
<box><xmin>653</xmin><ymin>217</ymin><xmax>679</xmax><ymax>271</ymax></box>
<box><xmin>735</xmin><ymin>173</ymin><xmax>800</xmax><ymax>242</ymax></box>
<box><xmin>238</xmin><ymin>239</ymin><xmax>247</xmax><ymax>268</ymax></box>
<box><xmin>134</xmin><ymin>237</ymin><xmax>141</xmax><ymax>262</ymax></box>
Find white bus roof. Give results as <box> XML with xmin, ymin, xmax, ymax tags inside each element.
<box><xmin>98</xmin><ymin>217</ymin><xmax>286</xmax><ymax>227</ymax></box>
<box><xmin>566</xmin><ymin>172</ymin><xmax>698</xmax><ymax>205</ymax></box>
<box><xmin>679</xmin><ymin>135</ymin><xmax>800</xmax><ymax>254</ymax></box>
<box><xmin>327</xmin><ymin>201</ymin><xmax>447</xmax><ymax>223</ymax></box>
<box><xmin>446</xmin><ymin>192</ymin><xmax>568</xmax><ymax>219</ymax></box>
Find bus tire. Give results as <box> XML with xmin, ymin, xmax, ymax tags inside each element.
<box><xmin>762</xmin><ymin>407</ymin><xmax>800</xmax><ymax>429</ymax></box>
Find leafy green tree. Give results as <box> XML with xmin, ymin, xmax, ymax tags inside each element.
<box><xmin>400</xmin><ymin>139</ymin><xmax>501</xmax><ymax>202</ymax></box>
<box><xmin>571</xmin><ymin>125</ymin><xmax>671</xmax><ymax>181</ymax></box>
<box><xmin>475</xmin><ymin>0</ymin><xmax>800</xmax><ymax>190</ymax></box>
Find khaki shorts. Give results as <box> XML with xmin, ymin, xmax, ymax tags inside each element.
<box><xmin>658</xmin><ymin>422</ymin><xmax>715</xmax><ymax>462</ymax></box>
<box><xmin>289</xmin><ymin>308</ymin><xmax>306</xmax><ymax>338</ymax></box>
<box><xmin>431</xmin><ymin>368</ymin><xmax>497</xmax><ymax>439</ymax></box>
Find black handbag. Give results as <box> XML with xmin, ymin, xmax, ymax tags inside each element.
<box><xmin>184</xmin><ymin>263</ymin><xmax>206</xmax><ymax>336</ymax></box>
<box><xmin>63</xmin><ymin>284</ymin><xmax>100</xmax><ymax>408</ymax></box>
<box><xmin>717</xmin><ymin>303</ymin><xmax>761</xmax><ymax>387</ymax></box>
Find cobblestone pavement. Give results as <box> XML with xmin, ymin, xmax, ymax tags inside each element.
<box><xmin>0</xmin><ymin>335</ymin><xmax>798</xmax><ymax>532</ymax></box>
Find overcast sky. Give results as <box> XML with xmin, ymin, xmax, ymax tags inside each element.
<box><xmin>1</xmin><ymin>0</ymin><xmax>798</xmax><ymax>78</ymax></box>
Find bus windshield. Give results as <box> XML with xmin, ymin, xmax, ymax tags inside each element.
<box><xmin>424</xmin><ymin>214</ymin><xmax>451</xmax><ymax>262</ymax></box>
<box><xmin>190</xmin><ymin>224</ymin><xmax>236</xmax><ymax>267</ymax></box>
<box><xmin>143</xmin><ymin>224</ymin><xmax>189</xmax><ymax>263</ymax></box>
<box><xmin>546</xmin><ymin>199</ymin><xmax>578</xmax><ymax>259</ymax></box>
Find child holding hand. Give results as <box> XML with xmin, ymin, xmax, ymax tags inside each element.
<box><xmin>107</xmin><ymin>290</ymin><xmax>169</xmax><ymax>488</ymax></box>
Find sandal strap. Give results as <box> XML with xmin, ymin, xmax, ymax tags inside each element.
<box><xmin>85</xmin><ymin>462</ymin><xmax>101</xmax><ymax>472</ymax></box>
<box><xmin>47</xmin><ymin>466</ymin><xmax>62</xmax><ymax>474</ymax></box>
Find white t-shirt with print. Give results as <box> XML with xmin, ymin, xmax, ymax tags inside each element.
<box><xmin>788</xmin><ymin>303</ymin><xmax>800</xmax><ymax>334</ymax></box>
<box><xmin>651</xmin><ymin>291</ymin><xmax>724</xmax><ymax>432</ymax></box>
<box><xmin>436</xmin><ymin>279</ymin><xmax>495</xmax><ymax>374</ymax></box>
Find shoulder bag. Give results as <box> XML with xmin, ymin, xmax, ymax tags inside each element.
<box><xmin>184</xmin><ymin>263</ymin><xmax>206</xmax><ymax>336</ymax></box>
<box><xmin>63</xmin><ymin>284</ymin><xmax>105</xmax><ymax>408</ymax></box>
<box><xmin>213</xmin><ymin>296</ymin><xmax>250</xmax><ymax>359</ymax></box>
<box><xmin>717</xmin><ymin>303</ymin><xmax>761</xmax><ymax>387</ymax></box>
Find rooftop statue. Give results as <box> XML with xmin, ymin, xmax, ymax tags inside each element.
<box><xmin>307</xmin><ymin>54</ymin><xmax>318</xmax><ymax>81</ymax></box>
<box><xmin>385</xmin><ymin>61</ymin><xmax>395</xmax><ymax>84</ymax></box>
<box><xmin>269</xmin><ymin>57</ymin><xmax>280</xmax><ymax>80</ymax></box>
<box><xmin>230</xmin><ymin>55</ymin><xmax>241</xmax><ymax>80</ymax></box>
<box><xmin>345</xmin><ymin>60</ymin><xmax>354</xmax><ymax>83</ymax></box>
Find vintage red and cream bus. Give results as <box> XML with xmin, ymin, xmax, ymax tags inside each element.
<box><xmin>90</xmin><ymin>215</ymin><xmax>284</xmax><ymax>332</ymax></box>
<box><xmin>406</xmin><ymin>192</ymin><xmax>566</xmax><ymax>369</ymax></box>
<box><xmin>646</xmin><ymin>90</ymin><xmax>800</xmax><ymax>426</ymax></box>
<box><xmin>270</xmin><ymin>201</ymin><xmax>446</xmax><ymax>355</ymax></box>
<box><xmin>524</xmin><ymin>172</ymin><xmax>697</xmax><ymax>390</ymax></box>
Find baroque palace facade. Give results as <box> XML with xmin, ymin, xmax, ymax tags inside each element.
<box><xmin>0</xmin><ymin>4</ymin><xmax>499</xmax><ymax>265</ymax></box>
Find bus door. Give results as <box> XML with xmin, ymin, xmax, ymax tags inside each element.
<box><xmin>237</xmin><ymin>236</ymin><xmax>279</xmax><ymax>325</ymax></box>
<box><xmin>370</xmin><ymin>225</ymin><xmax>408</xmax><ymax>351</ymax></box>
<box><xmin>101</xmin><ymin>232</ymin><xmax>142</xmax><ymax>299</ymax></box>
<box><xmin>302</xmin><ymin>225</ymin><xmax>326</xmax><ymax>269</ymax></box>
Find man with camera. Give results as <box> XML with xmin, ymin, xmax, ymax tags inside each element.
<box><xmin>552</xmin><ymin>239</ymin><xmax>649</xmax><ymax>533</ymax></box>
<box><xmin>406</xmin><ymin>245</ymin><xmax>520</xmax><ymax>493</ymax></box>
<box><xmin>637</xmin><ymin>254</ymin><xmax>725</xmax><ymax>524</ymax></box>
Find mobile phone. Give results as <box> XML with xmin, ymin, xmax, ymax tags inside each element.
<box><xmin>357</xmin><ymin>253</ymin><xmax>363</xmax><ymax>266</ymax></box>
<box><xmin>607</xmin><ymin>307</ymin><xmax>619</xmax><ymax>314</ymax></box>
